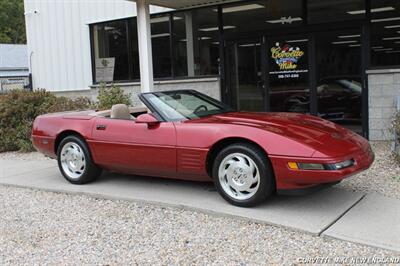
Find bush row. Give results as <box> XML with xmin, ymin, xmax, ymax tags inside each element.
<box><xmin>0</xmin><ymin>84</ymin><xmax>131</xmax><ymax>152</ymax></box>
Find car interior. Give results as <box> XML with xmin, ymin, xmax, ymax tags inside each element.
<box><xmin>90</xmin><ymin>105</ymin><xmax>149</xmax><ymax>120</ymax></box>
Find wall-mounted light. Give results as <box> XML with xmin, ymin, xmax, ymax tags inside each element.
<box><xmin>24</xmin><ymin>10</ymin><xmax>39</xmax><ymax>16</ymax></box>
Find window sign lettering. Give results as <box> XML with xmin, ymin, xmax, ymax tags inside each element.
<box><xmin>270</xmin><ymin>42</ymin><xmax>307</xmax><ymax>79</ymax></box>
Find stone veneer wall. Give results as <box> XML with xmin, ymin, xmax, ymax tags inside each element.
<box><xmin>55</xmin><ymin>77</ymin><xmax>221</xmax><ymax>107</ymax></box>
<box><xmin>368</xmin><ymin>69</ymin><xmax>400</xmax><ymax>140</ymax></box>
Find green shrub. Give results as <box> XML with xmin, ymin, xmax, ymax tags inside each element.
<box><xmin>0</xmin><ymin>84</ymin><xmax>132</xmax><ymax>153</ymax></box>
<box><xmin>0</xmin><ymin>89</ymin><xmax>92</xmax><ymax>152</ymax></box>
<box><xmin>97</xmin><ymin>83</ymin><xmax>131</xmax><ymax>110</ymax></box>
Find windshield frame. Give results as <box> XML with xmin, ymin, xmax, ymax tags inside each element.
<box><xmin>139</xmin><ymin>90</ymin><xmax>235</xmax><ymax>122</ymax></box>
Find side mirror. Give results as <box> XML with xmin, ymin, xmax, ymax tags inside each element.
<box><xmin>136</xmin><ymin>113</ymin><xmax>160</xmax><ymax>127</ymax></box>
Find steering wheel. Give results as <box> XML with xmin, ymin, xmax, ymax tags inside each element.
<box><xmin>194</xmin><ymin>104</ymin><xmax>208</xmax><ymax>114</ymax></box>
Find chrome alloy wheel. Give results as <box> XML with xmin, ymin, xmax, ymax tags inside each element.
<box><xmin>60</xmin><ymin>142</ymin><xmax>86</xmax><ymax>180</ymax></box>
<box><xmin>218</xmin><ymin>153</ymin><xmax>260</xmax><ymax>200</ymax></box>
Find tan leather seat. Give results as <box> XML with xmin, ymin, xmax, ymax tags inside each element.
<box><xmin>110</xmin><ymin>104</ymin><xmax>132</xmax><ymax>120</ymax></box>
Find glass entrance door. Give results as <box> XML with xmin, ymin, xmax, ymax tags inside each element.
<box><xmin>267</xmin><ymin>36</ymin><xmax>310</xmax><ymax>113</ymax></box>
<box><xmin>226</xmin><ymin>39</ymin><xmax>265</xmax><ymax>112</ymax></box>
<box><xmin>224</xmin><ymin>30</ymin><xmax>364</xmax><ymax>135</ymax></box>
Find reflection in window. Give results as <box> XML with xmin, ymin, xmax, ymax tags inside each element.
<box><xmin>308</xmin><ymin>0</ymin><xmax>365</xmax><ymax>24</ymax></box>
<box><xmin>316</xmin><ymin>30</ymin><xmax>362</xmax><ymax>133</ymax></box>
<box><xmin>222</xmin><ymin>0</ymin><xmax>303</xmax><ymax>34</ymax></box>
<box><xmin>173</xmin><ymin>8</ymin><xmax>220</xmax><ymax>77</ymax></box>
<box><xmin>150</xmin><ymin>9</ymin><xmax>220</xmax><ymax>78</ymax></box>
<box><xmin>92</xmin><ymin>21</ymin><xmax>131</xmax><ymax>82</ymax></box>
<box><xmin>371</xmin><ymin>0</ymin><xmax>400</xmax><ymax>67</ymax></box>
<box><xmin>172</xmin><ymin>12</ymin><xmax>188</xmax><ymax>77</ymax></box>
<box><xmin>151</xmin><ymin>14</ymin><xmax>172</xmax><ymax>78</ymax></box>
<box><xmin>226</xmin><ymin>40</ymin><xmax>263</xmax><ymax>111</ymax></box>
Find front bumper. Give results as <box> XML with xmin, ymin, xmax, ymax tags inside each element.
<box><xmin>269</xmin><ymin>147</ymin><xmax>375</xmax><ymax>191</ymax></box>
<box><xmin>277</xmin><ymin>181</ymin><xmax>341</xmax><ymax>196</ymax></box>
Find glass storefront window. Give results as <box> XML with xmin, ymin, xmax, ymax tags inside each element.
<box><xmin>172</xmin><ymin>12</ymin><xmax>188</xmax><ymax>77</ymax></box>
<box><xmin>226</xmin><ymin>40</ymin><xmax>263</xmax><ymax>111</ymax></box>
<box><xmin>316</xmin><ymin>30</ymin><xmax>362</xmax><ymax>133</ymax></box>
<box><xmin>172</xmin><ymin>8</ymin><xmax>219</xmax><ymax>77</ymax></box>
<box><xmin>151</xmin><ymin>14</ymin><xmax>172</xmax><ymax>78</ymax></box>
<box><xmin>268</xmin><ymin>36</ymin><xmax>309</xmax><ymax>113</ymax></box>
<box><xmin>308</xmin><ymin>0</ymin><xmax>365</xmax><ymax>24</ymax></box>
<box><xmin>92</xmin><ymin>20</ymin><xmax>131</xmax><ymax>82</ymax></box>
<box><xmin>150</xmin><ymin>9</ymin><xmax>220</xmax><ymax>79</ymax></box>
<box><xmin>191</xmin><ymin>8</ymin><xmax>220</xmax><ymax>76</ymax></box>
<box><xmin>371</xmin><ymin>0</ymin><xmax>400</xmax><ymax>67</ymax></box>
<box><xmin>222</xmin><ymin>0</ymin><xmax>303</xmax><ymax>34</ymax></box>
<box><xmin>129</xmin><ymin>19</ymin><xmax>140</xmax><ymax>80</ymax></box>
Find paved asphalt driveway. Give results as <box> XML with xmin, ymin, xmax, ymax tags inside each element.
<box><xmin>0</xmin><ymin>158</ymin><xmax>399</xmax><ymax>252</ymax></box>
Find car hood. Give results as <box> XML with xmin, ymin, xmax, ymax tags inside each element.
<box><xmin>192</xmin><ymin>112</ymin><xmax>368</xmax><ymax>158</ymax></box>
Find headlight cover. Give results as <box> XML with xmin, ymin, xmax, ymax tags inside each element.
<box><xmin>288</xmin><ymin>162</ymin><xmax>325</xmax><ymax>170</ymax></box>
<box><xmin>287</xmin><ymin>159</ymin><xmax>354</xmax><ymax>170</ymax></box>
<box><xmin>332</xmin><ymin>159</ymin><xmax>354</xmax><ymax>170</ymax></box>
<box><xmin>297</xmin><ymin>163</ymin><xmax>325</xmax><ymax>170</ymax></box>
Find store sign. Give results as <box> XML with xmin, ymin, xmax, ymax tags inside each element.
<box><xmin>270</xmin><ymin>42</ymin><xmax>307</xmax><ymax>79</ymax></box>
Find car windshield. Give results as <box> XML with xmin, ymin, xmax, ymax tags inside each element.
<box><xmin>141</xmin><ymin>90</ymin><xmax>235</xmax><ymax>121</ymax></box>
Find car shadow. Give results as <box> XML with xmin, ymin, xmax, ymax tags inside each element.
<box><xmin>94</xmin><ymin>170</ymin><xmax>336</xmax><ymax>208</ymax></box>
<box><xmin>97</xmin><ymin>170</ymin><xmax>217</xmax><ymax>190</ymax></box>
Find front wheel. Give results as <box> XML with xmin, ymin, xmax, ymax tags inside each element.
<box><xmin>213</xmin><ymin>143</ymin><xmax>275</xmax><ymax>207</ymax></box>
<box><xmin>57</xmin><ymin>135</ymin><xmax>102</xmax><ymax>184</ymax></box>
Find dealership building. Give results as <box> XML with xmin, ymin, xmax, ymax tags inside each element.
<box><xmin>24</xmin><ymin>0</ymin><xmax>400</xmax><ymax>140</ymax></box>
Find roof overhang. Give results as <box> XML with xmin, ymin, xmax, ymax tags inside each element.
<box><xmin>129</xmin><ymin>0</ymin><xmax>243</xmax><ymax>9</ymax></box>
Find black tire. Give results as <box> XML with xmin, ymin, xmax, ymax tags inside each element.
<box><xmin>57</xmin><ymin>135</ymin><xmax>102</xmax><ymax>184</ymax></box>
<box><xmin>212</xmin><ymin>143</ymin><xmax>275</xmax><ymax>207</ymax></box>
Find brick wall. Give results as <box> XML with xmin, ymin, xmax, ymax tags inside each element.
<box><xmin>368</xmin><ymin>69</ymin><xmax>400</xmax><ymax>140</ymax></box>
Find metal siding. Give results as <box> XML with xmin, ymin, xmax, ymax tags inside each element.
<box><xmin>24</xmin><ymin>0</ymin><xmax>170</xmax><ymax>92</ymax></box>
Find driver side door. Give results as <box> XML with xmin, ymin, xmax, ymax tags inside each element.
<box><xmin>90</xmin><ymin>117</ymin><xmax>177</xmax><ymax>177</ymax></box>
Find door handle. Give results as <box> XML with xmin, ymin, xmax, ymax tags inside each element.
<box><xmin>96</xmin><ymin>124</ymin><xmax>107</xmax><ymax>130</ymax></box>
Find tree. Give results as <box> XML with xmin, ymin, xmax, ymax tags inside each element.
<box><xmin>0</xmin><ymin>0</ymin><xmax>26</xmax><ymax>44</ymax></box>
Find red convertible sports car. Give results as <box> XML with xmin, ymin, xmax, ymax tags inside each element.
<box><xmin>32</xmin><ymin>90</ymin><xmax>374</xmax><ymax>207</ymax></box>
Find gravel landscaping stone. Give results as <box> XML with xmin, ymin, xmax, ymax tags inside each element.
<box><xmin>1</xmin><ymin>141</ymin><xmax>399</xmax><ymax>264</ymax></box>
<box><xmin>338</xmin><ymin>141</ymin><xmax>400</xmax><ymax>199</ymax></box>
<box><xmin>0</xmin><ymin>151</ymin><xmax>50</xmax><ymax>161</ymax></box>
<box><xmin>0</xmin><ymin>185</ymin><xmax>398</xmax><ymax>265</ymax></box>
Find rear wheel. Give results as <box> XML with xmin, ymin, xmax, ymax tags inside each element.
<box><xmin>213</xmin><ymin>143</ymin><xmax>275</xmax><ymax>207</ymax></box>
<box><xmin>57</xmin><ymin>135</ymin><xmax>102</xmax><ymax>184</ymax></box>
